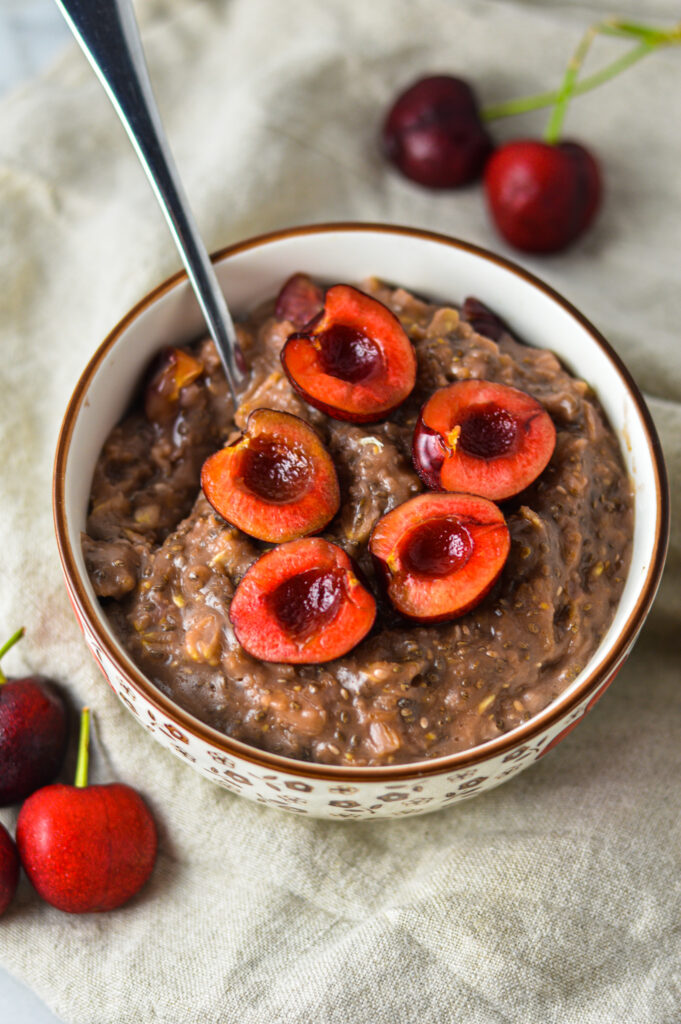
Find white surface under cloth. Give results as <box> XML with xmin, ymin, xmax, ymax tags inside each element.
<box><xmin>0</xmin><ymin>1</ymin><xmax>680</xmax><ymax>1022</ymax></box>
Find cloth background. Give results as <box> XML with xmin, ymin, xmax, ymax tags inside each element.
<box><xmin>1</xmin><ymin>1</ymin><xmax>679</xmax><ymax>1021</ymax></box>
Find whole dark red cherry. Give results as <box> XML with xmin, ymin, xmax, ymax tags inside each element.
<box><xmin>0</xmin><ymin>629</ymin><xmax>69</xmax><ymax>807</ymax></box>
<box><xmin>382</xmin><ymin>75</ymin><xmax>494</xmax><ymax>188</ymax></box>
<box><xmin>0</xmin><ymin>823</ymin><xmax>19</xmax><ymax>917</ymax></box>
<box><xmin>484</xmin><ymin>139</ymin><xmax>602</xmax><ymax>252</ymax></box>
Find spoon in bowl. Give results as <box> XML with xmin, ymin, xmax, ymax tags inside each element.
<box><xmin>54</xmin><ymin>0</ymin><xmax>248</xmax><ymax>404</ymax></box>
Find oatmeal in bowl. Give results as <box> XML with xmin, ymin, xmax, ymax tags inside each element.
<box><xmin>54</xmin><ymin>224</ymin><xmax>668</xmax><ymax>818</ymax></box>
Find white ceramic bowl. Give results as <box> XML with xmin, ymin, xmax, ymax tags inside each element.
<box><xmin>53</xmin><ymin>224</ymin><xmax>669</xmax><ymax>819</ymax></box>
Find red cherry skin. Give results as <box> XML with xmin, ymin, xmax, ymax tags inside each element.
<box><xmin>274</xmin><ymin>273</ymin><xmax>325</xmax><ymax>328</ymax></box>
<box><xmin>382</xmin><ymin>75</ymin><xmax>494</xmax><ymax>188</ymax></box>
<box><xmin>0</xmin><ymin>823</ymin><xmax>19</xmax><ymax>916</ymax></box>
<box><xmin>484</xmin><ymin>139</ymin><xmax>602</xmax><ymax>253</ymax></box>
<box><xmin>0</xmin><ymin>676</ymin><xmax>69</xmax><ymax>806</ymax></box>
<box><xmin>16</xmin><ymin>782</ymin><xmax>157</xmax><ymax>913</ymax></box>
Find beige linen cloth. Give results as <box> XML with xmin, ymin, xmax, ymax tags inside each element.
<box><xmin>1</xmin><ymin>1</ymin><xmax>680</xmax><ymax>1021</ymax></box>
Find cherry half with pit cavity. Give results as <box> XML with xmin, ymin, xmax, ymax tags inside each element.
<box><xmin>201</xmin><ymin>409</ymin><xmax>340</xmax><ymax>543</ymax></box>
<box><xmin>281</xmin><ymin>284</ymin><xmax>417</xmax><ymax>422</ymax></box>
<box><xmin>370</xmin><ymin>493</ymin><xmax>510</xmax><ymax>622</ymax></box>
<box><xmin>413</xmin><ymin>380</ymin><xmax>556</xmax><ymax>500</ymax></box>
<box><xmin>229</xmin><ymin>538</ymin><xmax>376</xmax><ymax>664</ymax></box>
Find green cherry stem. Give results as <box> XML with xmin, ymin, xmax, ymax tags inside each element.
<box><xmin>0</xmin><ymin>627</ymin><xmax>25</xmax><ymax>685</ymax></box>
<box><xmin>544</xmin><ymin>17</ymin><xmax>681</xmax><ymax>144</ymax></box>
<box><xmin>481</xmin><ymin>41</ymin><xmax>646</xmax><ymax>120</ymax></box>
<box><xmin>598</xmin><ymin>19</ymin><xmax>681</xmax><ymax>45</ymax></box>
<box><xmin>75</xmin><ymin>707</ymin><xmax>91</xmax><ymax>788</ymax></box>
<box><xmin>482</xmin><ymin>19</ymin><xmax>680</xmax><ymax>128</ymax></box>
<box><xmin>544</xmin><ymin>22</ymin><xmax>601</xmax><ymax>144</ymax></box>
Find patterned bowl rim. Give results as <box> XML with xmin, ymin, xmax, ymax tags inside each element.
<box><xmin>53</xmin><ymin>222</ymin><xmax>670</xmax><ymax>783</ymax></box>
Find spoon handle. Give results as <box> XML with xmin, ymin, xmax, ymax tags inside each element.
<box><xmin>55</xmin><ymin>0</ymin><xmax>246</xmax><ymax>402</ymax></box>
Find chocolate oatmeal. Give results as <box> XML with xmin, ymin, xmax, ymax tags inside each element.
<box><xmin>83</xmin><ymin>278</ymin><xmax>633</xmax><ymax>766</ymax></box>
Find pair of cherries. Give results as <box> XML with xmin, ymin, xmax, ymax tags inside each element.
<box><xmin>149</xmin><ymin>275</ymin><xmax>556</xmax><ymax>667</ymax></box>
<box><xmin>382</xmin><ymin>75</ymin><xmax>601</xmax><ymax>254</ymax></box>
<box><xmin>0</xmin><ymin>630</ymin><xmax>156</xmax><ymax>918</ymax></box>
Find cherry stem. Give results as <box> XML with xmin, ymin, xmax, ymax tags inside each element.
<box><xmin>481</xmin><ymin>19</ymin><xmax>681</xmax><ymax>134</ymax></box>
<box><xmin>75</xmin><ymin>707</ymin><xmax>91</xmax><ymax>788</ymax></box>
<box><xmin>482</xmin><ymin>43</ymin><xmax>649</xmax><ymax>120</ymax></box>
<box><xmin>0</xmin><ymin>627</ymin><xmax>25</xmax><ymax>685</ymax></box>
<box><xmin>544</xmin><ymin>23</ymin><xmax>600</xmax><ymax>144</ymax></box>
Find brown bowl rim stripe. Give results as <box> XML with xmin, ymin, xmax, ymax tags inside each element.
<box><xmin>53</xmin><ymin>222</ymin><xmax>670</xmax><ymax>783</ymax></box>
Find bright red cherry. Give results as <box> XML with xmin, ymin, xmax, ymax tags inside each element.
<box><xmin>17</xmin><ymin>709</ymin><xmax>157</xmax><ymax>914</ymax></box>
<box><xmin>484</xmin><ymin>139</ymin><xmax>602</xmax><ymax>252</ymax></box>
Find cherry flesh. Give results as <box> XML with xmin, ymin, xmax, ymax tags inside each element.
<box><xmin>484</xmin><ymin>139</ymin><xmax>602</xmax><ymax>253</ymax></box>
<box><xmin>370</xmin><ymin>493</ymin><xmax>510</xmax><ymax>622</ymax></box>
<box><xmin>144</xmin><ymin>346</ymin><xmax>204</xmax><ymax>422</ymax></box>
<box><xmin>274</xmin><ymin>273</ymin><xmax>325</xmax><ymax>328</ymax></box>
<box><xmin>382</xmin><ymin>75</ymin><xmax>494</xmax><ymax>188</ymax></box>
<box><xmin>413</xmin><ymin>380</ymin><xmax>556</xmax><ymax>500</ymax></box>
<box><xmin>281</xmin><ymin>284</ymin><xmax>417</xmax><ymax>422</ymax></box>
<box><xmin>201</xmin><ymin>408</ymin><xmax>340</xmax><ymax>543</ymax></box>
<box><xmin>0</xmin><ymin>823</ymin><xmax>19</xmax><ymax>917</ymax></box>
<box><xmin>229</xmin><ymin>538</ymin><xmax>376</xmax><ymax>664</ymax></box>
<box><xmin>0</xmin><ymin>629</ymin><xmax>69</xmax><ymax>807</ymax></box>
<box><xmin>16</xmin><ymin>708</ymin><xmax>157</xmax><ymax>914</ymax></box>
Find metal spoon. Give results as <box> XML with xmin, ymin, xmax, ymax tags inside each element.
<box><xmin>55</xmin><ymin>0</ymin><xmax>247</xmax><ymax>403</ymax></box>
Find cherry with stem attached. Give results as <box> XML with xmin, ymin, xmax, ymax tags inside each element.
<box><xmin>484</xmin><ymin>18</ymin><xmax>681</xmax><ymax>252</ymax></box>
<box><xmin>17</xmin><ymin>708</ymin><xmax>158</xmax><ymax>913</ymax></box>
<box><xmin>382</xmin><ymin>18</ymin><xmax>680</xmax><ymax>251</ymax></box>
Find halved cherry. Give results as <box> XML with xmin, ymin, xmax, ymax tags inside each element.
<box><xmin>230</xmin><ymin>538</ymin><xmax>376</xmax><ymax>664</ymax></box>
<box><xmin>413</xmin><ymin>380</ymin><xmax>556</xmax><ymax>500</ymax></box>
<box><xmin>281</xmin><ymin>284</ymin><xmax>417</xmax><ymax>422</ymax></box>
<box><xmin>274</xmin><ymin>273</ymin><xmax>325</xmax><ymax>327</ymax></box>
<box><xmin>144</xmin><ymin>346</ymin><xmax>204</xmax><ymax>422</ymax></box>
<box><xmin>201</xmin><ymin>409</ymin><xmax>340</xmax><ymax>543</ymax></box>
<box><xmin>370</xmin><ymin>493</ymin><xmax>510</xmax><ymax>622</ymax></box>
